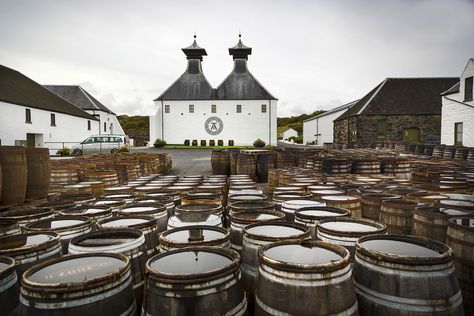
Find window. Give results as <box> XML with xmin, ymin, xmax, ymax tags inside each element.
<box><xmin>455</xmin><ymin>122</ymin><xmax>463</xmax><ymax>146</ymax></box>
<box><xmin>104</xmin><ymin>122</ymin><xmax>107</xmax><ymax>132</ymax></box>
<box><xmin>261</xmin><ymin>104</ymin><xmax>267</xmax><ymax>113</ymax></box>
<box><xmin>87</xmin><ymin>120</ymin><xmax>91</xmax><ymax>130</ymax></box>
<box><xmin>50</xmin><ymin>113</ymin><xmax>56</xmax><ymax>126</ymax></box>
<box><xmin>211</xmin><ymin>104</ymin><xmax>216</xmax><ymax>113</ymax></box>
<box><xmin>376</xmin><ymin>119</ymin><xmax>388</xmax><ymax>138</ymax></box>
<box><xmin>465</xmin><ymin>76</ymin><xmax>473</xmax><ymax>102</ymax></box>
<box><xmin>165</xmin><ymin>105</ymin><xmax>170</xmax><ymax>113</ymax></box>
<box><xmin>189</xmin><ymin>104</ymin><xmax>194</xmax><ymax>113</ymax></box>
<box><xmin>25</xmin><ymin>108</ymin><xmax>31</xmax><ymax>123</ymax></box>
<box><xmin>236</xmin><ymin>104</ymin><xmax>242</xmax><ymax>113</ymax></box>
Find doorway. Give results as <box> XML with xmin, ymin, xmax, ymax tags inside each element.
<box><xmin>403</xmin><ymin>128</ymin><xmax>420</xmax><ymax>143</ymax></box>
<box><xmin>26</xmin><ymin>133</ymin><xmax>44</xmax><ymax>147</ymax></box>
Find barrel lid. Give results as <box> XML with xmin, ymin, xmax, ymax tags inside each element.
<box><xmin>438</xmin><ymin>199</ymin><xmax>474</xmax><ymax>209</ymax></box>
<box><xmin>448</xmin><ymin>216</ymin><xmax>474</xmax><ymax>232</ymax></box>
<box><xmin>169</xmin><ymin>213</ymin><xmax>221</xmax><ymax>227</ymax></box>
<box><xmin>415</xmin><ymin>206</ymin><xmax>472</xmax><ymax>218</ymax></box>
<box><xmin>147</xmin><ymin>247</ymin><xmax>238</xmax><ymax>278</ymax></box>
<box><xmin>445</xmin><ymin>194</ymin><xmax>474</xmax><ymax>202</ymax></box>
<box><xmin>104</xmin><ymin>194</ymin><xmax>134</xmax><ymax>199</ymax></box>
<box><xmin>282</xmin><ymin>200</ymin><xmax>324</xmax><ymax>210</ymax></box>
<box><xmin>99</xmin><ymin>216</ymin><xmax>154</xmax><ymax>229</ymax></box>
<box><xmin>93</xmin><ymin>199</ymin><xmax>125</xmax><ymax>207</ymax></box>
<box><xmin>104</xmin><ymin>186</ymin><xmax>132</xmax><ymax>191</ymax></box>
<box><xmin>25</xmin><ymin>216</ymin><xmax>91</xmax><ymax>232</ymax></box>
<box><xmin>175</xmin><ymin>204</ymin><xmax>222</xmax><ymax>213</ymax></box>
<box><xmin>230</xmin><ymin>200</ymin><xmax>275</xmax><ymax>211</ymax></box>
<box><xmin>259</xmin><ymin>240</ymin><xmax>349</xmax><ymax>272</ymax></box>
<box><xmin>232</xmin><ymin>210</ymin><xmax>285</xmax><ymax>224</ymax></box>
<box><xmin>229</xmin><ymin>194</ymin><xmax>266</xmax><ymax>201</ymax></box>
<box><xmin>0</xmin><ymin>219</ymin><xmax>19</xmax><ymax>230</ymax></box>
<box><xmin>22</xmin><ymin>253</ymin><xmax>129</xmax><ymax>288</ymax></box>
<box><xmin>244</xmin><ymin>222</ymin><xmax>310</xmax><ymax>240</ymax></box>
<box><xmin>160</xmin><ymin>225</ymin><xmax>229</xmax><ymax>247</ymax></box>
<box><xmin>0</xmin><ymin>256</ymin><xmax>15</xmax><ymax>275</ymax></box>
<box><xmin>119</xmin><ymin>206</ymin><xmax>158</xmax><ymax>213</ymax></box>
<box><xmin>356</xmin><ymin>234</ymin><xmax>450</xmax><ymax>264</ymax></box>
<box><xmin>318</xmin><ymin>218</ymin><xmax>386</xmax><ymax>237</ymax></box>
<box><xmin>311</xmin><ymin>190</ymin><xmax>344</xmax><ymax>195</ymax></box>
<box><xmin>0</xmin><ymin>207</ymin><xmax>52</xmax><ymax>220</ymax></box>
<box><xmin>362</xmin><ymin>193</ymin><xmax>401</xmax><ymax>201</ymax></box>
<box><xmin>63</xmin><ymin>184</ymin><xmax>90</xmax><ymax>189</ymax></box>
<box><xmin>321</xmin><ymin>195</ymin><xmax>359</xmax><ymax>203</ymax></box>
<box><xmin>69</xmin><ymin>228</ymin><xmax>144</xmax><ymax>252</ymax></box>
<box><xmin>295</xmin><ymin>206</ymin><xmax>351</xmax><ymax>220</ymax></box>
<box><xmin>0</xmin><ymin>232</ymin><xmax>60</xmax><ymax>253</ymax></box>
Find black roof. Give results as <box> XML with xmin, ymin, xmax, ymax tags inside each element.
<box><xmin>44</xmin><ymin>85</ymin><xmax>115</xmax><ymax>114</ymax></box>
<box><xmin>335</xmin><ymin>77</ymin><xmax>459</xmax><ymax>121</ymax></box>
<box><xmin>0</xmin><ymin>65</ymin><xmax>98</xmax><ymax>120</ymax></box>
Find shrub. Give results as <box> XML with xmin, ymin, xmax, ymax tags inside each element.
<box><xmin>56</xmin><ymin>147</ymin><xmax>71</xmax><ymax>156</ymax></box>
<box><xmin>209</xmin><ymin>140</ymin><xmax>215</xmax><ymax>146</ymax></box>
<box><xmin>289</xmin><ymin>136</ymin><xmax>303</xmax><ymax>144</ymax></box>
<box><xmin>253</xmin><ymin>139</ymin><xmax>266</xmax><ymax>148</ymax></box>
<box><xmin>119</xmin><ymin>146</ymin><xmax>130</xmax><ymax>152</ymax></box>
<box><xmin>154</xmin><ymin>138</ymin><xmax>167</xmax><ymax>148</ymax></box>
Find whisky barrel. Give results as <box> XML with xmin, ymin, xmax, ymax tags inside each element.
<box><xmin>59</xmin><ymin>205</ymin><xmax>112</xmax><ymax>229</ymax></box>
<box><xmin>167</xmin><ymin>213</ymin><xmax>222</xmax><ymax>229</ymax></box>
<box><xmin>0</xmin><ymin>219</ymin><xmax>20</xmax><ymax>237</ymax></box>
<box><xmin>241</xmin><ymin>222</ymin><xmax>310</xmax><ymax>310</ymax></box>
<box><xmin>0</xmin><ymin>207</ymin><xmax>53</xmax><ymax>229</ymax></box>
<box><xmin>380</xmin><ymin>199</ymin><xmax>418</xmax><ymax>234</ymax></box>
<box><xmin>413</xmin><ymin>206</ymin><xmax>473</xmax><ymax>242</ymax></box>
<box><xmin>0</xmin><ymin>256</ymin><xmax>19</xmax><ymax>315</ymax></box>
<box><xmin>98</xmin><ymin>216</ymin><xmax>159</xmax><ymax>257</ymax></box>
<box><xmin>180</xmin><ymin>192</ymin><xmax>222</xmax><ymax>206</ymax></box>
<box><xmin>159</xmin><ymin>225</ymin><xmax>230</xmax><ymax>252</ymax></box>
<box><xmin>229</xmin><ymin>209</ymin><xmax>285</xmax><ymax>252</ymax></box>
<box><xmin>438</xmin><ymin>199</ymin><xmax>474</xmax><ymax>211</ymax></box>
<box><xmin>353</xmin><ymin>234</ymin><xmax>464</xmax><ymax>315</ymax></box>
<box><xmin>317</xmin><ymin>217</ymin><xmax>386</xmax><ymax>260</ymax></box>
<box><xmin>0</xmin><ymin>146</ymin><xmax>27</xmax><ymax>205</ymax></box>
<box><xmin>321</xmin><ymin>195</ymin><xmax>362</xmax><ymax>218</ymax></box>
<box><xmin>380</xmin><ymin>157</ymin><xmax>411</xmax><ymax>179</ymax></box>
<box><xmin>69</xmin><ymin>228</ymin><xmax>147</xmax><ymax>310</ymax></box>
<box><xmin>139</xmin><ymin>194</ymin><xmax>175</xmax><ymax>216</ymax></box>
<box><xmin>361</xmin><ymin>193</ymin><xmax>401</xmax><ymax>220</ymax></box>
<box><xmin>24</xmin><ymin>215</ymin><xmax>92</xmax><ymax>254</ymax></box>
<box><xmin>406</xmin><ymin>192</ymin><xmax>450</xmax><ymax>206</ymax></box>
<box><xmin>310</xmin><ymin>189</ymin><xmax>345</xmax><ymax>202</ymax></box>
<box><xmin>35</xmin><ymin>200</ymin><xmax>76</xmax><ymax>214</ymax></box>
<box><xmin>322</xmin><ymin>158</ymin><xmax>351</xmax><ymax>175</ymax></box>
<box><xmin>256</xmin><ymin>152</ymin><xmax>274</xmax><ymax>183</ymax></box>
<box><xmin>255</xmin><ymin>240</ymin><xmax>358</xmax><ymax>316</ymax></box>
<box><xmin>211</xmin><ymin>149</ymin><xmax>230</xmax><ymax>175</ymax></box>
<box><xmin>78</xmin><ymin>181</ymin><xmax>105</xmax><ymax>197</ymax></box>
<box><xmin>104</xmin><ymin>185</ymin><xmax>134</xmax><ymax>195</ymax></box>
<box><xmin>143</xmin><ymin>247</ymin><xmax>247</xmax><ymax>316</ymax></box>
<box><xmin>19</xmin><ymin>253</ymin><xmax>136</xmax><ymax>316</ymax></box>
<box><xmin>281</xmin><ymin>199</ymin><xmax>324</xmax><ymax>222</ymax></box>
<box><xmin>295</xmin><ymin>206</ymin><xmax>351</xmax><ymax>239</ymax></box>
<box><xmin>118</xmin><ymin>203</ymin><xmax>168</xmax><ymax>234</ymax></box>
<box><xmin>0</xmin><ymin>232</ymin><xmax>62</xmax><ymax>277</ymax></box>
<box><xmin>24</xmin><ymin>148</ymin><xmax>50</xmax><ymax>200</ymax></box>
<box><xmin>447</xmin><ymin>217</ymin><xmax>474</xmax><ymax>314</ymax></box>
<box><xmin>236</xmin><ymin>153</ymin><xmax>257</xmax><ymax>181</ymax></box>
<box><xmin>352</xmin><ymin>159</ymin><xmax>381</xmax><ymax>175</ymax></box>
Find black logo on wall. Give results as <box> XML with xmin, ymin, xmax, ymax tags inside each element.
<box><xmin>204</xmin><ymin>116</ymin><xmax>223</xmax><ymax>135</ymax></box>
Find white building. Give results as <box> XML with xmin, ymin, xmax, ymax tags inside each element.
<box><xmin>45</xmin><ymin>85</ymin><xmax>125</xmax><ymax>136</ymax></box>
<box><xmin>150</xmin><ymin>36</ymin><xmax>277</xmax><ymax>146</ymax></box>
<box><xmin>303</xmin><ymin>100</ymin><xmax>358</xmax><ymax>145</ymax></box>
<box><xmin>441</xmin><ymin>58</ymin><xmax>474</xmax><ymax>147</ymax></box>
<box><xmin>0</xmin><ymin>65</ymin><xmax>99</xmax><ymax>151</ymax></box>
<box><xmin>282</xmin><ymin>128</ymin><xmax>298</xmax><ymax>140</ymax></box>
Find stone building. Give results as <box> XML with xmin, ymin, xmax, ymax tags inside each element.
<box><xmin>441</xmin><ymin>58</ymin><xmax>474</xmax><ymax>147</ymax></box>
<box><xmin>149</xmin><ymin>35</ymin><xmax>277</xmax><ymax>146</ymax></box>
<box><xmin>333</xmin><ymin>77</ymin><xmax>458</xmax><ymax>145</ymax></box>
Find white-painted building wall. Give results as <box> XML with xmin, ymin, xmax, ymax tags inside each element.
<box><xmin>0</xmin><ymin>101</ymin><xmax>99</xmax><ymax>153</ymax></box>
<box><xmin>282</xmin><ymin>128</ymin><xmax>297</xmax><ymax>140</ymax></box>
<box><xmin>441</xmin><ymin>59</ymin><xmax>474</xmax><ymax>147</ymax></box>
<box><xmin>86</xmin><ymin>110</ymin><xmax>125</xmax><ymax>135</ymax></box>
<box><xmin>150</xmin><ymin>99</ymin><xmax>277</xmax><ymax>146</ymax></box>
<box><xmin>303</xmin><ymin>106</ymin><xmax>351</xmax><ymax>145</ymax></box>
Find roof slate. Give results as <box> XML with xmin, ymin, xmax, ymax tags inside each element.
<box><xmin>335</xmin><ymin>78</ymin><xmax>459</xmax><ymax>121</ymax></box>
<box><xmin>0</xmin><ymin>65</ymin><xmax>97</xmax><ymax>120</ymax></box>
<box><xmin>45</xmin><ymin>85</ymin><xmax>114</xmax><ymax>114</ymax></box>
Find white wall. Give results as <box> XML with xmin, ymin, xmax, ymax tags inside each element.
<box><xmin>303</xmin><ymin>109</ymin><xmax>347</xmax><ymax>145</ymax></box>
<box><xmin>282</xmin><ymin>128</ymin><xmax>297</xmax><ymax>140</ymax></box>
<box><xmin>86</xmin><ymin>110</ymin><xmax>125</xmax><ymax>135</ymax></box>
<box><xmin>0</xmin><ymin>101</ymin><xmax>99</xmax><ymax>152</ymax></box>
<box><xmin>150</xmin><ymin>99</ymin><xmax>277</xmax><ymax>146</ymax></box>
<box><xmin>441</xmin><ymin>97</ymin><xmax>474</xmax><ymax>147</ymax></box>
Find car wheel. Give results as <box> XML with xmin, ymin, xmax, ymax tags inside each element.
<box><xmin>73</xmin><ymin>149</ymin><xmax>83</xmax><ymax>156</ymax></box>
<box><xmin>111</xmin><ymin>148</ymin><xmax>118</xmax><ymax>154</ymax></box>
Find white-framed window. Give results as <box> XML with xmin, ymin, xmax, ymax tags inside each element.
<box><xmin>165</xmin><ymin>105</ymin><xmax>170</xmax><ymax>113</ymax></box>
<box><xmin>189</xmin><ymin>104</ymin><xmax>194</xmax><ymax>113</ymax></box>
<box><xmin>236</xmin><ymin>104</ymin><xmax>242</xmax><ymax>113</ymax></box>
<box><xmin>211</xmin><ymin>104</ymin><xmax>216</xmax><ymax>113</ymax></box>
<box><xmin>261</xmin><ymin>104</ymin><xmax>267</xmax><ymax>113</ymax></box>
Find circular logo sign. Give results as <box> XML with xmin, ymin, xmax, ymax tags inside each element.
<box><xmin>204</xmin><ymin>116</ymin><xmax>224</xmax><ymax>135</ymax></box>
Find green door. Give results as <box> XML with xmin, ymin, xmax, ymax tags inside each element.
<box><xmin>403</xmin><ymin>128</ymin><xmax>420</xmax><ymax>143</ymax></box>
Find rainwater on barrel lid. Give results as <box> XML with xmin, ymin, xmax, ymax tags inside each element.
<box><xmin>263</xmin><ymin>242</ymin><xmax>342</xmax><ymax>265</ymax></box>
<box><xmin>162</xmin><ymin>226</ymin><xmax>227</xmax><ymax>243</ymax></box>
<box><xmin>26</xmin><ymin>255</ymin><xmax>126</xmax><ymax>284</ymax></box>
<box><xmin>0</xmin><ymin>233</ymin><xmax>56</xmax><ymax>251</ymax></box>
<box><xmin>148</xmin><ymin>248</ymin><xmax>234</xmax><ymax>275</ymax></box>
<box><xmin>439</xmin><ymin>208</ymin><xmax>472</xmax><ymax>216</ymax></box>
<box><xmin>245</xmin><ymin>222</ymin><xmax>308</xmax><ymax>238</ymax></box>
<box><xmin>359</xmin><ymin>236</ymin><xmax>443</xmax><ymax>257</ymax></box>
<box><xmin>318</xmin><ymin>219</ymin><xmax>379</xmax><ymax>233</ymax></box>
<box><xmin>0</xmin><ymin>257</ymin><xmax>13</xmax><ymax>272</ymax></box>
<box><xmin>100</xmin><ymin>217</ymin><xmax>150</xmax><ymax>228</ymax></box>
<box><xmin>28</xmin><ymin>218</ymin><xmax>88</xmax><ymax>230</ymax></box>
<box><xmin>120</xmin><ymin>206</ymin><xmax>158</xmax><ymax>213</ymax></box>
<box><xmin>233</xmin><ymin>211</ymin><xmax>281</xmax><ymax>221</ymax></box>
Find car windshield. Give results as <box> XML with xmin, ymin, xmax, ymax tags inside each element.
<box><xmin>83</xmin><ymin>137</ymin><xmax>94</xmax><ymax>144</ymax></box>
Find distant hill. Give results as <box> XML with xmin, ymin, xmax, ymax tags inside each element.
<box><xmin>277</xmin><ymin>110</ymin><xmax>325</xmax><ymax>137</ymax></box>
<box><xmin>117</xmin><ymin>115</ymin><xmax>149</xmax><ymax>145</ymax></box>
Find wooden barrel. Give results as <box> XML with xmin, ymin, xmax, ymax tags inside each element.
<box><xmin>175</xmin><ymin>203</ymin><xmax>222</xmax><ymax>217</ymax></box>
<box><xmin>256</xmin><ymin>153</ymin><xmax>274</xmax><ymax>183</ymax></box>
<box><xmin>59</xmin><ymin>205</ymin><xmax>112</xmax><ymax>229</ymax></box>
<box><xmin>69</xmin><ymin>228</ymin><xmax>146</xmax><ymax>310</ymax></box>
<box><xmin>78</xmin><ymin>181</ymin><xmax>104</xmax><ymax>197</ymax></box>
<box><xmin>255</xmin><ymin>240</ymin><xmax>358</xmax><ymax>316</ymax></box>
<box><xmin>180</xmin><ymin>192</ymin><xmax>222</xmax><ymax>206</ymax></box>
<box><xmin>159</xmin><ymin>225</ymin><xmax>230</xmax><ymax>252</ymax></box>
<box><xmin>447</xmin><ymin>217</ymin><xmax>474</xmax><ymax>315</ymax></box>
<box><xmin>143</xmin><ymin>247</ymin><xmax>247</xmax><ymax>316</ymax></box>
<box><xmin>0</xmin><ymin>207</ymin><xmax>53</xmax><ymax>229</ymax></box>
<box><xmin>104</xmin><ymin>185</ymin><xmax>134</xmax><ymax>195</ymax></box>
<box><xmin>310</xmin><ymin>189</ymin><xmax>345</xmax><ymax>202</ymax></box>
<box><xmin>167</xmin><ymin>213</ymin><xmax>222</xmax><ymax>229</ymax></box>
<box><xmin>406</xmin><ymin>192</ymin><xmax>450</xmax><ymax>206</ymax></box>
<box><xmin>118</xmin><ymin>203</ymin><xmax>168</xmax><ymax>234</ymax></box>
<box><xmin>24</xmin><ymin>148</ymin><xmax>50</xmax><ymax>200</ymax></box>
<box><xmin>380</xmin><ymin>199</ymin><xmax>418</xmax><ymax>234</ymax></box>
<box><xmin>272</xmin><ymin>192</ymin><xmax>312</xmax><ymax>211</ymax></box>
<box><xmin>35</xmin><ymin>200</ymin><xmax>76</xmax><ymax>214</ymax></box>
<box><xmin>139</xmin><ymin>194</ymin><xmax>175</xmax><ymax>216</ymax></box>
<box><xmin>236</xmin><ymin>153</ymin><xmax>257</xmax><ymax>181</ymax></box>
<box><xmin>241</xmin><ymin>222</ymin><xmax>310</xmax><ymax>311</ymax></box>
<box><xmin>352</xmin><ymin>159</ymin><xmax>381</xmax><ymax>175</ymax></box>
<box><xmin>322</xmin><ymin>158</ymin><xmax>351</xmax><ymax>175</ymax></box>
<box><xmin>281</xmin><ymin>199</ymin><xmax>324</xmax><ymax>222</ymax></box>
<box><xmin>361</xmin><ymin>193</ymin><xmax>401</xmax><ymax>220</ymax></box>
<box><xmin>211</xmin><ymin>149</ymin><xmax>230</xmax><ymax>175</ymax></box>
<box><xmin>83</xmin><ymin>170</ymin><xmax>120</xmax><ymax>188</ymax></box>
<box><xmin>380</xmin><ymin>157</ymin><xmax>411</xmax><ymax>179</ymax></box>
<box><xmin>0</xmin><ymin>146</ymin><xmax>27</xmax><ymax>206</ymax></box>
<box><xmin>353</xmin><ymin>234</ymin><xmax>464</xmax><ymax>315</ymax></box>
<box><xmin>295</xmin><ymin>206</ymin><xmax>351</xmax><ymax>239</ymax></box>
<box><xmin>0</xmin><ymin>219</ymin><xmax>20</xmax><ymax>237</ymax></box>
<box><xmin>438</xmin><ymin>199</ymin><xmax>474</xmax><ymax>211</ymax></box>
<box><xmin>19</xmin><ymin>253</ymin><xmax>136</xmax><ymax>315</ymax></box>
<box><xmin>0</xmin><ymin>256</ymin><xmax>19</xmax><ymax>315</ymax></box>
<box><xmin>229</xmin><ymin>150</ymin><xmax>239</xmax><ymax>175</ymax></box>
<box><xmin>413</xmin><ymin>206</ymin><xmax>473</xmax><ymax>242</ymax></box>
<box><xmin>0</xmin><ymin>232</ymin><xmax>62</xmax><ymax>277</ymax></box>
<box><xmin>321</xmin><ymin>195</ymin><xmax>362</xmax><ymax>218</ymax></box>
<box><xmin>24</xmin><ymin>215</ymin><xmax>92</xmax><ymax>254</ymax></box>
<box><xmin>230</xmin><ymin>209</ymin><xmax>285</xmax><ymax>252</ymax></box>
<box><xmin>317</xmin><ymin>217</ymin><xmax>386</xmax><ymax>260</ymax></box>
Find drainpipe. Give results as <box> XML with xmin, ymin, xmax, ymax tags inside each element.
<box><xmin>268</xmin><ymin>100</ymin><xmax>271</xmax><ymax>146</ymax></box>
<box><xmin>161</xmin><ymin>100</ymin><xmax>164</xmax><ymax>140</ymax></box>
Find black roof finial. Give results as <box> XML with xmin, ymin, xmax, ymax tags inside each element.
<box><xmin>182</xmin><ymin>34</ymin><xmax>207</xmax><ymax>60</ymax></box>
<box><xmin>229</xmin><ymin>33</ymin><xmax>251</xmax><ymax>60</ymax></box>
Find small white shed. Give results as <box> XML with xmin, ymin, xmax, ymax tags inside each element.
<box><xmin>282</xmin><ymin>128</ymin><xmax>298</xmax><ymax>140</ymax></box>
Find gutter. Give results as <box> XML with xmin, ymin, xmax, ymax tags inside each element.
<box><xmin>443</xmin><ymin>96</ymin><xmax>474</xmax><ymax>108</ymax></box>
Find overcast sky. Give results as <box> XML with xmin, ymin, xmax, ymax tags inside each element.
<box><xmin>1</xmin><ymin>0</ymin><xmax>473</xmax><ymax>117</ymax></box>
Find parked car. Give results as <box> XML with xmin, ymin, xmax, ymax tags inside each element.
<box><xmin>72</xmin><ymin>135</ymin><xmax>129</xmax><ymax>155</ymax></box>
